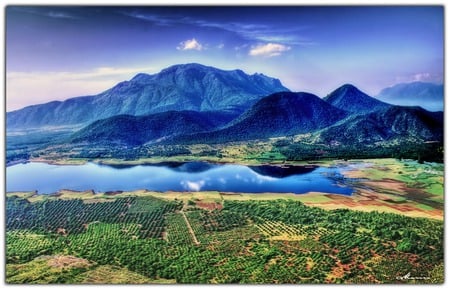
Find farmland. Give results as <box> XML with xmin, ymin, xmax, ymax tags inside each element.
<box><xmin>6</xmin><ymin>182</ymin><xmax>444</xmax><ymax>284</ymax></box>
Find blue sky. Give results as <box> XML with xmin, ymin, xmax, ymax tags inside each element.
<box><xmin>6</xmin><ymin>6</ymin><xmax>443</xmax><ymax>111</ymax></box>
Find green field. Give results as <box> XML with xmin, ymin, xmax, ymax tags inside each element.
<box><xmin>6</xmin><ymin>191</ymin><xmax>443</xmax><ymax>284</ymax></box>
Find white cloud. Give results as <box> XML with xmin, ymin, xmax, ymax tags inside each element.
<box><xmin>413</xmin><ymin>73</ymin><xmax>431</xmax><ymax>82</ymax></box>
<box><xmin>123</xmin><ymin>12</ymin><xmax>309</xmax><ymax>46</ymax></box>
<box><xmin>234</xmin><ymin>44</ymin><xmax>249</xmax><ymax>51</ymax></box>
<box><xmin>395</xmin><ymin>72</ymin><xmax>443</xmax><ymax>84</ymax></box>
<box><xmin>177</xmin><ymin>38</ymin><xmax>203</xmax><ymax>51</ymax></box>
<box><xmin>181</xmin><ymin>180</ymin><xmax>205</xmax><ymax>191</ymax></box>
<box><xmin>249</xmin><ymin>43</ymin><xmax>291</xmax><ymax>57</ymax></box>
<box><xmin>6</xmin><ymin>66</ymin><xmax>153</xmax><ymax>111</ymax></box>
<box><xmin>217</xmin><ymin>43</ymin><xmax>225</xmax><ymax>49</ymax></box>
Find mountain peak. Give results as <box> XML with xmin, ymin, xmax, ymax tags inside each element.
<box><xmin>333</xmin><ymin>84</ymin><xmax>364</xmax><ymax>95</ymax></box>
<box><xmin>130</xmin><ymin>73</ymin><xmax>152</xmax><ymax>83</ymax></box>
<box><xmin>7</xmin><ymin>63</ymin><xmax>290</xmax><ymax>129</ymax></box>
<box><xmin>160</xmin><ymin>62</ymin><xmax>211</xmax><ymax>73</ymax></box>
<box><xmin>324</xmin><ymin>84</ymin><xmax>390</xmax><ymax>113</ymax></box>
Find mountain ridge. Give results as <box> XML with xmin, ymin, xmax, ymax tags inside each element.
<box><xmin>7</xmin><ymin>63</ymin><xmax>289</xmax><ymax>129</ymax></box>
<box><xmin>71</xmin><ymin>110</ymin><xmax>237</xmax><ymax>146</ymax></box>
<box><xmin>164</xmin><ymin>91</ymin><xmax>349</xmax><ymax>144</ymax></box>
<box><xmin>324</xmin><ymin>84</ymin><xmax>391</xmax><ymax>113</ymax></box>
<box><xmin>317</xmin><ymin>105</ymin><xmax>443</xmax><ymax>144</ymax></box>
<box><xmin>376</xmin><ymin>81</ymin><xmax>443</xmax><ymax>112</ymax></box>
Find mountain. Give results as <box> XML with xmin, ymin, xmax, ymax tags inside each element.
<box><xmin>71</xmin><ymin>110</ymin><xmax>236</xmax><ymax>146</ymax></box>
<box><xmin>376</xmin><ymin>82</ymin><xmax>443</xmax><ymax>112</ymax></box>
<box><xmin>7</xmin><ymin>63</ymin><xmax>289</xmax><ymax>129</ymax></box>
<box><xmin>168</xmin><ymin>92</ymin><xmax>348</xmax><ymax>144</ymax></box>
<box><xmin>318</xmin><ymin>105</ymin><xmax>443</xmax><ymax>144</ymax></box>
<box><xmin>324</xmin><ymin>84</ymin><xmax>391</xmax><ymax>113</ymax></box>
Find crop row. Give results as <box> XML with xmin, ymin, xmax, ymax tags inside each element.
<box><xmin>165</xmin><ymin>213</ymin><xmax>194</xmax><ymax>245</ymax></box>
<box><xmin>6</xmin><ymin>196</ymin><xmax>181</xmax><ymax>238</ymax></box>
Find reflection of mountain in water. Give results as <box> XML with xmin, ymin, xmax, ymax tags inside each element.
<box><xmin>166</xmin><ymin>162</ymin><xmax>217</xmax><ymax>173</ymax></box>
<box><xmin>248</xmin><ymin>165</ymin><xmax>317</xmax><ymax>178</ymax></box>
<box><xmin>101</xmin><ymin>161</ymin><xmax>317</xmax><ymax>178</ymax></box>
<box><xmin>97</xmin><ymin>161</ymin><xmax>216</xmax><ymax>173</ymax></box>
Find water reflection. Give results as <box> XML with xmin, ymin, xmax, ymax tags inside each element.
<box><xmin>7</xmin><ymin>161</ymin><xmax>353</xmax><ymax>195</ymax></box>
<box><xmin>248</xmin><ymin>164</ymin><xmax>317</xmax><ymax>178</ymax></box>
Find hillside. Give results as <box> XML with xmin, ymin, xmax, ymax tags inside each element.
<box><xmin>168</xmin><ymin>91</ymin><xmax>348</xmax><ymax>144</ymax></box>
<box><xmin>318</xmin><ymin>105</ymin><xmax>443</xmax><ymax>144</ymax></box>
<box><xmin>324</xmin><ymin>84</ymin><xmax>391</xmax><ymax>113</ymax></box>
<box><xmin>7</xmin><ymin>63</ymin><xmax>289</xmax><ymax>129</ymax></box>
<box><xmin>71</xmin><ymin>111</ymin><xmax>236</xmax><ymax>146</ymax></box>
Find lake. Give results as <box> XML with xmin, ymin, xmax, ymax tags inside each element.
<box><xmin>6</xmin><ymin>161</ymin><xmax>353</xmax><ymax>195</ymax></box>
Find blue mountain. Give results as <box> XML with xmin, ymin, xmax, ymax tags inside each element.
<box><xmin>7</xmin><ymin>63</ymin><xmax>289</xmax><ymax>129</ymax></box>
<box><xmin>318</xmin><ymin>105</ymin><xmax>443</xmax><ymax>143</ymax></box>
<box><xmin>376</xmin><ymin>82</ymin><xmax>443</xmax><ymax>112</ymax></box>
<box><xmin>166</xmin><ymin>91</ymin><xmax>348</xmax><ymax>144</ymax></box>
<box><xmin>324</xmin><ymin>84</ymin><xmax>391</xmax><ymax>113</ymax></box>
<box><xmin>71</xmin><ymin>110</ymin><xmax>235</xmax><ymax>146</ymax></box>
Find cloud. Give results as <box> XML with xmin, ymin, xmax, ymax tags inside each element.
<box><xmin>395</xmin><ymin>72</ymin><xmax>443</xmax><ymax>84</ymax></box>
<box><xmin>122</xmin><ymin>11</ymin><xmax>310</xmax><ymax>46</ymax></box>
<box><xmin>183</xmin><ymin>19</ymin><xmax>311</xmax><ymax>46</ymax></box>
<box><xmin>177</xmin><ymin>38</ymin><xmax>203</xmax><ymax>51</ymax></box>
<box><xmin>46</xmin><ymin>11</ymin><xmax>79</xmax><ymax>19</ymax></box>
<box><xmin>217</xmin><ymin>43</ymin><xmax>225</xmax><ymax>49</ymax></box>
<box><xmin>12</xmin><ymin>7</ymin><xmax>80</xmax><ymax>19</ymax></box>
<box><xmin>6</xmin><ymin>66</ymin><xmax>153</xmax><ymax>111</ymax></box>
<box><xmin>249</xmin><ymin>43</ymin><xmax>291</xmax><ymax>57</ymax></box>
<box><xmin>181</xmin><ymin>180</ymin><xmax>205</xmax><ymax>191</ymax></box>
<box><xmin>413</xmin><ymin>73</ymin><xmax>431</xmax><ymax>82</ymax></box>
<box><xmin>120</xmin><ymin>11</ymin><xmax>173</xmax><ymax>26</ymax></box>
<box><xmin>234</xmin><ymin>44</ymin><xmax>249</xmax><ymax>51</ymax></box>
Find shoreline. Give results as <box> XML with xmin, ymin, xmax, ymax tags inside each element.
<box><xmin>6</xmin><ymin>187</ymin><xmax>443</xmax><ymax>221</ymax></box>
<box><xmin>7</xmin><ymin>158</ymin><xmax>443</xmax><ymax>220</ymax></box>
<box><xmin>12</xmin><ymin>157</ymin><xmax>334</xmax><ymax>169</ymax></box>
<box><xmin>16</xmin><ymin>156</ymin><xmax>387</xmax><ymax>167</ymax></box>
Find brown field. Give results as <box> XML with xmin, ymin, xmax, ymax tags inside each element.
<box><xmin>195</xmin><ymin>201</ymin><xmax>223</xmax><ymax>211</ymax></box>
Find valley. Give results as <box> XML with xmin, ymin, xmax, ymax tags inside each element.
<box><xmin>5</xmin><ymin>3</ymin><xmax>445</xmax><ymax>285</ymax></box>
<box><xmin>6</xmin><ymin>159</ymin><xmax>443</xmax><ymax>284</ymax></box>
<box><xmin>6</xmin><ymin>158</ymin><xmax>444</xmax><ymax>283</ymax></box>
<box><xmin>5</xmin><ymin>63</ymin><xmax>444</xmax><ymax>284</ymax></box>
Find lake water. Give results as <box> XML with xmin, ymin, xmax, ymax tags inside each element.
<box><xmin>6</xmin><ymin>161</ymin><xmax>352</xmax><ymax>195</ymax></box>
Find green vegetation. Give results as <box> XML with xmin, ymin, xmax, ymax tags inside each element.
<box><xmin>6</xmin><ymin>194</ymin><xmax>443</xmax><ymax>284</ymax></box>
<box><xmin>348</xmin><ymin>158</ymin><xmax>443</xmax><ymax>204</ymax></box>
<box><xmin>12</xmin><ymin>105</ymin><xmax>442</xmax><ymax>166</ymax></box>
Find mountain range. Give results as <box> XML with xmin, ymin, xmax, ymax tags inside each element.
<box><xmin>165</xmin><ymin>91</ymin><xmax>349</xmax><ymax>145</ymax></box>
<box><xmin>6</xmin><ymin>63</ymin><xmax>444</xmax><ymax>151</ymax></box>
<box><xmin>7</xmin><ymin>63</ymin><xmax>288</xmax><ymax>128</ymax></box>
<box><xmin>376</xmin><ymin>82</ymin><xmax>443</xmax><ymax>112</ymax></box>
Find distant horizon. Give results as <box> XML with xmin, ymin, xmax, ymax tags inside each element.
<box><xmin>6</xmin><ymin>61</ymin><xmax>444</xmax><ymax>112</ymax></box>
<box><xmin>6</xmin><ymin>6</ymin><xmax>443</xmax><ymax>111</ymax></box>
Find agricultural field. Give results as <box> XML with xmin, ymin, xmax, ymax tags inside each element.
<box><xmin>6</xmin><ymin>185</ymin><xmax>444</xmax><ymax>284</ymax></box>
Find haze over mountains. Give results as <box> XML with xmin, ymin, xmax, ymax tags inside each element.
<box><xmin>7</xmin><ymin>63</ymin><xmax>288</xmax><ymax>128</ymax></box>
<box><xmin>6</xmin><ymin>63</ymin><xmax>444</xmax><ymax>148</ymax></box>
<box><xmin>376</xmin><ymin>82</ymin><xmax>443</xmax><ymax>112</ymax></box>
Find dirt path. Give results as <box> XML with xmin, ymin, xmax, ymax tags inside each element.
<box><xmin>181</xmin><ymin>211</ymin><xmax>200</xmax><ymax>245</ymax></box>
